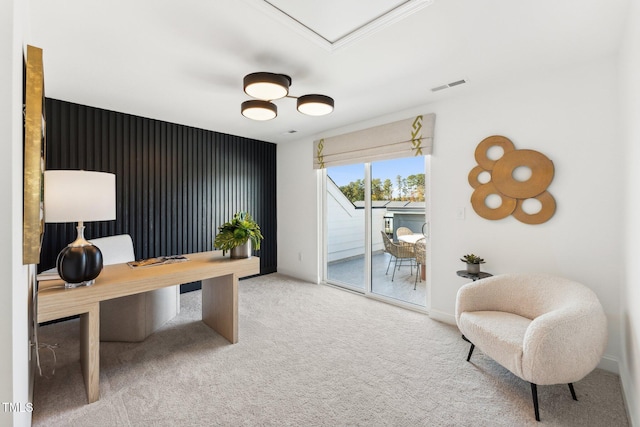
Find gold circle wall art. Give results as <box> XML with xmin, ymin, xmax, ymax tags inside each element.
<box><xmin>468</xmin><ymin>135</ymin><xmax>556</xmax><ymax>225</ymax></box>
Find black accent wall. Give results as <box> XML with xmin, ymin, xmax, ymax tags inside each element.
<box><xmin>40</xmin><ymin>98</ymin><xmax>277</xmax><ymax>288</ymax></box>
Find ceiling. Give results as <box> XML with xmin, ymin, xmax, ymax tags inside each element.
<box><xmin>28</xmin><ymin>0</ymin><xmax>629</xmax><ymax>144</ymax></box>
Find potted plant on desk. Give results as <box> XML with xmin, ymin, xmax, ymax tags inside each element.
<box><xmin>460</xmin><ymin>253</ymin><xmax>485</xmax><ymax>274</ymax></box>
<box><xmin>214</xmin><ymin>211</ymin><xmax>263</xmax><ymax>259</ymax></box>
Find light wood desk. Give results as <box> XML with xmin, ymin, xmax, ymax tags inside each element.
<box><xmin>37</xmin><ymin>251</ymin><xmax>259</xmax><ymax>404</ymax></box>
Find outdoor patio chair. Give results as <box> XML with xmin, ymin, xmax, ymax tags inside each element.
<box><xmin>381</xmin><ymin>231</ymin><xmax>415</xmax><ymax>281</ymax></box>
<box><xmin>414</xmin><ymin>237</ymin><xmax>426</xmax><ymax>290</ymax></box>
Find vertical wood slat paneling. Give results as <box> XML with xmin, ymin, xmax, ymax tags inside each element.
<box><xmin>40</xmin><ymin>99</ymin><xmax>277</xmax><ymax>284</ymax></box>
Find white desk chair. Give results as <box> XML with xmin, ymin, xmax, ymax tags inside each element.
<box><xmin>90</xmin><ymin>234</ymin><xmax>180</xmax><ymax>342</ymax></box>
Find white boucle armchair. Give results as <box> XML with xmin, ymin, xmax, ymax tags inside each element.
<box><xmin>455</xmin><ymin>273</ymin><xmax>607</xmax><ymax>422</ymax></box>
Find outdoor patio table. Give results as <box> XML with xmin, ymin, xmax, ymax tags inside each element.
<box><xmin>398</xmin><ymin>233</ymin><xmax>424</xmax><ymax>245</ymax></box>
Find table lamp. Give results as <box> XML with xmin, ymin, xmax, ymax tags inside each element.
<box><xmin>44</xmin><ymin>170</ymin><xmax>116</xmax><ymax>288</ymax></box>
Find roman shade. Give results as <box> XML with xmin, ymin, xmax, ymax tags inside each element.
<box><xmin>313</xmin><ymin>113</ymin><xmax>435</xmax><ymax>169</ymax></box>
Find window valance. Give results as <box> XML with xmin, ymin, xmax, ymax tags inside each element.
<box><xmin>313</xmin><ymin>113</ymin><xmax>435</xmax><ymax>169</ymax></box>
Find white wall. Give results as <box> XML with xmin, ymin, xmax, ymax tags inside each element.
<box><xmin>278</xmin><ymin>56</ymin><xmax>623</xmax><ymax>373</ymax></box>
<box><xmin>326</xmin><ymin>181</ymin><xmax>386</xmax><ymax>262</ymax></box>
<box><xmin>277</xmin><ymin>141</ymin><xmax>321</xmax><ymax>283</ymax></box>
<box><xmin>326</xmin><ymin>180</ymin><xmax>363</xmax><ymax>262</ymax></box>
<box><xmin>429</xmin><ymin>58</ymin><xmax>623</xmax><ymax>370</ymax></box>
<box><xmin>620</xmin><ymin>0</ymin><xmax>640</xmax><ymax>422</ymax></box>
<box><xmin>1</xmin><ymin>1</ymin><xmax>32</xmax><ymax>426</ymax></box>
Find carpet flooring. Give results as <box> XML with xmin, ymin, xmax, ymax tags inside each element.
<box><xmin>32</xmin><ymin>273</ymin><xmax>629</xmax><ymax>426</ymax></box>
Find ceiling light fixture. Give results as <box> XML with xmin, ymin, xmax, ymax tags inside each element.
<box><xmin>297</xmin><ymin>94</ymin><xmax>334</xmax><ymax>116</ymax></box>
<box><xmin>244</xmin><ymin>72</ymin><xmax>291</xmax><ymax>100</ymax></box>
<box><xmin>241</xmin><ymin>72</ymin><xmax>334</xmax><ymax>121</ymax></box>
<box><xmin>241</xmin><ymin>100</ymin><xmax>277</xmax><ymax>121</ymax></box>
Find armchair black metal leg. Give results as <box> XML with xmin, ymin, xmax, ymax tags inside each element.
<box><xmin>568</xmin><ymin>383</ymin><xmax>577</xmax><ymax>401</ymax></box>
<box><xmin>385</xmin><ymin>256</ymin><xmax>392</xmax><ymax>275</ymax></box>
<box><xmin>391</xmin><ymin>258</ymin><xmax>398</xmax><ymax>281</ymax></box>
<box><xmin>466</xmin><ymin>343</ymin><xmax>475</xmax><ymax>361</ymax></box>
<box><xmin>531</xmin><ymin>383</ymin><xmax>540</xmax><ymax>422</ymax></box>
<box><xmin>461</xmin><ymin>335</ymin><xmax>475</xmax><ymax>361</ymax></box>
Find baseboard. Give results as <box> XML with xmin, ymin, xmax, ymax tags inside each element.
<box><xmin>276</xmin><ymin>268</ymin><xmax>319</xmax><ymax>284</ymax></box>
<box><xmin>598</xmin><ymin>354</ymin><xmax>620</xmax><ymax>374</ymax></box>
<box><xmin>429</xmin><ymin>308</ymin><xmax>456</xmax><ymax>325</ymax></box>
<box><xmin>619</xmin><ymin>362</ymin><xmax>639</xmax><ymax>427</ymax></box>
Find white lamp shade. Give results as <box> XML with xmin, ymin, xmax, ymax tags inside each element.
<box><xmin>44</xmin><ymin>170</ymin><xmax>116</xmax><ymax>223</ymax></box>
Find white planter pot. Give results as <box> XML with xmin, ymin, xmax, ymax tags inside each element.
<box><xmin>466</xmin><ymin>263</ymin><xmax>480</xmax><ymax>274</ymax></box>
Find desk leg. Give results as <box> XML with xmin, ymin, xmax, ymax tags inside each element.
<box><xmin>79</xmin><ymin>303</ymin><xmax>100</xmax><ymax>403</ymax></box>
<box><xmin>201</xmin><ymin>274</ymin><xmax>238</xmax><ymax>344</ymax></box>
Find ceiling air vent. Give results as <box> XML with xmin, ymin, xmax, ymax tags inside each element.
<box><xmin>431</xmin><ymin>79</ymin><xmax>468</xmax><ymax>92</ymax></box>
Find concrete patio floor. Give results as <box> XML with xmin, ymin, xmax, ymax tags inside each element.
<box><xmin>327</xmin><ymin>251</ymin><xmax>426</xmax><ymax>307</ymax></box>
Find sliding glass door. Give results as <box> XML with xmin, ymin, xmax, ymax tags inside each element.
<box><xmin>325</xmin><ymin>164</ymin><xmax>366</xmax><ymax>291</ymax></box>
<box><xmin>324</xmin><ymin>157</ymin><xmax>427</xmax><ymax>308</ymax></box>
<box><xmin>370</xmin><ymin>157</ymin><xmax>427</xmax><ymax>306</ymax></box>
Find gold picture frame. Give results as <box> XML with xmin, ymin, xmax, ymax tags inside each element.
<box><xmin>23</xmin><ymin>45</ymin><xmax>45</xmax><ymax>265</ymax></box>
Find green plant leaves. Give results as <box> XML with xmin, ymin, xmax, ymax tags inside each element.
<box><xmin>214</xmin><ymin>211</ymin><xmax>263</xmax><ymax>253</ymax></box>
<box><xmin>460</xmin><ymin>253</ymin><xmax>485</xmax><ymax>264</ymax></box>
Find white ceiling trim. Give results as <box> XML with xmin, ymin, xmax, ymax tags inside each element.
<box><xmin>242</xmin><ymin>0</ymin><xmax>434</xmax><ymax>52</ymax></box>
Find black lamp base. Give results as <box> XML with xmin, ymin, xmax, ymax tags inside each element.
<box><xmin>56</xmin><ymin>224</ymin><xmax>104</xmax><ymax>289</ymax></box>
